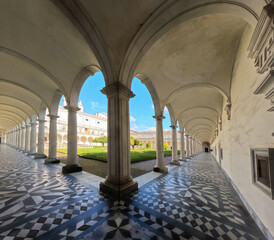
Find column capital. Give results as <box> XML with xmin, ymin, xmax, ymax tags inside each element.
<box><xmin>170</xmin><ymin>125</ymin><xmax>177</xmax><ymax>129</ymax></box>
<box><xmin>47</xmin><ymin>114</ymin><xmax>60</xmax><ymax>119</ymax></box>
<box><xmin>64</xmin><ymin>105</ymin><xmax>81</xmax><ymax>112</ymax></box>
<box><xmin>26</xmin><ymin>124</ymin><xmax>31</xmax><ymax>128</ymax></box>
<box><xmin>30</xmin><ymin>122</ymin><xmax>38</xmax><ymax>126</ymax></box>
<box><xmin>37</xmin><ymin>119</ymin><xmax>47</xmax><ymax>123</ymax></box>
<box><xmin>21</xmin><ymin>126</ymin><xmax>26</xmax><ymax>129</ymax></box>
<box><xmin>153</xmin><ymin>115</ymin><xmax>165</xmax><ymax>120</ymax></box>
<box><xmin>101</xmin><ymin>82</ymin><xmax>135</xmax><ymax>99</ymax></box>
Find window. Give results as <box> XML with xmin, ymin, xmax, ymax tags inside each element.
<box><xmin>251</xmin><ymin>148</ymin><xmax>274</xmax><ymax>199</ymax></box>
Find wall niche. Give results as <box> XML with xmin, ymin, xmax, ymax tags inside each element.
<box><xmin>251</xmin><ymin>148</ymin><xmax>274</xmax><ymax>199</ymax></box>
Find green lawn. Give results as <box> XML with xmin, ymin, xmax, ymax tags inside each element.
<box><xmin>57</xmin><ymin>147</ymin><xmax>180</xmax><ymax>163</ymax></box>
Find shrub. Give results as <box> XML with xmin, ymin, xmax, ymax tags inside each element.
<box><xmin>146</xmin><ymin>142</ymin><xmax>151</xmax><ymax>149</ymax></box>
<box><xmin>163</xmin><ymin>142</ymin><xmax>169</xmax><ymax>150</ymax></box>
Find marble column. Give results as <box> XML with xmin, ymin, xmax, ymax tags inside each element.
<box><xmin>170</xmin><ymin>125</ymin><xmax>180</xmax><ymax>166</ymax></box>
<box><xmin>29</xmin><ymin>123</ymin><xmax>37</xmax><ymax>155</ymax></box>
<box><xmin>22</xmin><ymin>126</ymin><xmax>26</xmax><ymax>151</ymax></box>
<box><xmin>24</xmin><ymin>124</ymin><xmax>31</xmax><ymax>153</ymax></box>
<box><xmin>153</xmin><ymin>115</ymin><xmax>168</xmax><ymax>172</ymax></box>
<box><xmin>45</xmin><ymin>115</ymin><xmax>60</xmax><ymax>164</ymax></box>
<box><xmin>99</xmin><ymin>82</ymin><xmax>138</xmax><ymax>198</ymax></box>
<box><xmin>190</xmin><ymin>136</ymin><xmax>193</xmax><ymax>157</ymax></box>
<box><xmin>34</xmin><ymin>119</ymin><xmax>47</xmax><ymax>159</ymax></box>
<box><xmin>17</xmin><ymin>128</ymin><xmax>20</xmax><ymax>149</ymax></box>
<box><xmin>15</xmin><ymin>129</ymin><xmax>19</xmax><ymax>148</ymax></box>
<box><xmin>185</xmin><ymin>132</ymin><xmax>190</xmax><ymax>158</ymax></box>
<box><xmin>179</xmin><ymin>129</ymin><xmax>186</xmax><ymax>161</ymax></box>
<box><xmin>62</xmin><ymin>106</ymin><xmax>82</xmax><ymax>173</ymax></box>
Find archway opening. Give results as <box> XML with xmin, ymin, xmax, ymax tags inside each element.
<box><xmin>58</xmin><ymin>72</ymin><xmax>108</xmax><ymax>178</ymax></box>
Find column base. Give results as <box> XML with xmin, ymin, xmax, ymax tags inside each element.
<box><xmin>100</xmin><ymin>180</ymin><xmax>138</xmax><ymax>199</ymax></box>
<box><xmin>62</xmin><ymin>164</ymin><xmax>82</xmax><ymax>174</ymax></box>
<box><xmin>170</xmin><ymin>161</ymin><xmax>181</xmax><ymax>166</ymax></box>
<box><xmin>153</xmin><ymin>166</ymin><xmax>168</xmax><ymax>173</ymax></box>
<box><xmin>23</xmin><ymin>150</ymin><xmax>29</xmax><ymax>154</ymax></box>
<box><xmin>27</xmin><ymin>152</ymin><xmax>36</xmax><ymax>156</ymax></box>
<box><xmin>45</xmin><ymin>158</ymin><xmax>60</xmax><ymax>164</ymax></box>
<box><xmin>179</xmin><ymin>158</ymin><xmax>187</xmax><ymax>161</ymax></box>
<box><xmin>34</xmin><ymin>153</ymin><xmax>47</xmax><ymax>159</ymax></box>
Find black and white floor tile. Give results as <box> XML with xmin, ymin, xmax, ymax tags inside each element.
<box><xmin>0</xmin><ymin>145</ymin><xmax>266</xmax><ymax>239</ymax></box>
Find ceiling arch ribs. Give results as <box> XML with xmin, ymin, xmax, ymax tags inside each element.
<box><xmin>0</xmin><ymin>117</ymin><xmax>21</xmax><ymax>126</ymax></box>
<box><xmin>0</xmin><ymin>110</ymin><xmax>26</xmax><ymax>124</ymax></box>
<box><xmin>162</xmin><ymin>83</ymin><xmax>230</xmax><ymax>109</ymax></box>
<box><xmin>0</xmin><ymin>105</ymin><xmax>30</xmax><ymax>121</ymax></box>
<box><xmin>177</xmin><ymin>106</ymin><xmax>220</xmax><ymax>123</ymax></box>
<box><xmin>0</xmin><ymin>78</ymin><xmax>49</xmax><ymax>110</ymax></box>
<box><xmin>122</xmin><ymin>0</ymin><xmax>259</xmax><ymax>87</ymax></box>
<box><xmin>184</xmin><ymin>117</ymin><xmax>217</xmax><ymax>129</ymax></box>
<box><xmin>188</xmin><ymin>124</ymin><xmax>215</xmax><ymax>133</ymax></box>
<box><xmin>192</xmin><ymin>128</ymin><xmax>214</xmax><ymax>136</ymax></box>
<box><xmin>0</xmin><ymin>46</ymin><xmax>67</xmax><ymax>99</ymax></box>
<box><xmin>0</xmin><ymin>95</ymin><xmax>39</xmax><ymax>116</ymax></box>
<box><xmin>0</xmin><ymin>98</ymin><xmax>36</xmax><ymax>118</ymax></box>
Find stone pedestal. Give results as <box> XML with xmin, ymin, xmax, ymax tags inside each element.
<box><xmin>170</xmin><ymin>125</ymin><xmax>180</xmax><ymax>166</ymax></box>
<box><xmin>62</xmin><ymin>106</ymin><xmax>82</xmax><ymax>173</ymax></box>
<box><xmin>28</xmin><ymin>123</ymin><xmax>37</xmax><ymax>155</ymax></box>
<box><xmin>99</xmin><ymin>82</ymin><xmax>138</xmax><ymax>198</ymax></box>
<box><xmin>153</xmin><ymin>114</ymin><xmax>168</xmax><ymax>173</ymax></box>
<box><xmin>45</xmin><ymin>115</ymin><xmax>60</xmax><ymax>164</ymax></box>
<box><xmin>34</xmin><ymin>120</ymin><xmax>47</xmax><ymax>159</ymax></box>
<box><xmin>179</xmin><ymin>129</ymin><xmax>186</xmax><ymax>161</ymax></box>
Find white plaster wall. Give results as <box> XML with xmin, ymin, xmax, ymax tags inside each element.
<box><xmin>212</xmin><ymin>25</ymin><xmax>274</xmax><ymax>237</ymax></box>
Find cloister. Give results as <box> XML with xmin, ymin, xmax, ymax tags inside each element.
<box><xmin>0</xmin><ymin>0</ymin><xmax>274</xmax><ymax>239</ymax></box>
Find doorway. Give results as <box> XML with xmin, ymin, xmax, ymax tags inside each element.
<box><xmin>205</xmin><ymin>148</ymin><xmax>208</xmax><ymax>152</ymax></box>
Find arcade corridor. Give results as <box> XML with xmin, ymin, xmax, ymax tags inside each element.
<box><xmin>0</xmin><ymin>144</ymin><xmax>265</xmax><ymax>240</ymax></box>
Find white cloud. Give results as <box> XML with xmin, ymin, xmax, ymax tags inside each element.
<box><xmin>90</xmin><ymin>101</ymin><xmax>106</xmax><ymax>110</ymax></box>
<box><xmin>151</xmin><ymin>104</ymin><xmax>154</xmax><ymax>109</ymax></box>
<box><xmin>146</xmin><ymin>127</ymin><xmax>156</xmax><ymax>132</ymax></box>
<box><xmin>131</xmin><ymin>124</ymin><xmax>139</xmax><ymax>131</ymax></box>
<box><xmin>130</xmin><ymin>116</ymin><xmax>136</xmax><ymax>122</ymax></box>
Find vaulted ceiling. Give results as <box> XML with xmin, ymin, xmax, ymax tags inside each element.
<box><xmin>0</xmin><ymin>0</ymin><xmax>265</xmax><ymax>142</ymax></box>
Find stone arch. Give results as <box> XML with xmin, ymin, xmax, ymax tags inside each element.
<box><xmin>49</xmin><ymin>90</ymin><xmax>63</xmax><ymax>116</ymax></box>
<box><xmin>188</xmin><ymin>124</ymin><xmax>216</xmax><ymax>133</ymax></box>
<box><xmin>80</xmin><ymin>136</ymin><xmax>87</xmax><ymax>143</ymax></box>
<box><xmin>163</xmin><ymin>83</ymin><xmax>231</xmax><ymax>108</ymax></box>
<box><xmin>165</xmin><ymin>103</ymin><xmax>176</xmax><ymax>126</ymax></box>
<box><xmin>177</xmin><ymin>106</ymin><xmax>221</xmax><ymax>122</ymax></box>
<box><xmin>69</xmin><ymin>65</ymin><xmax>102</xmax><ymax>107</ymax></box>
<box><xmin>123</xmin><ymin>1</ymin><xmax>258</xmax><ymax>88</ymax></box>
<box><xmin>184</xmin><ymin>117</ymin><xmax>217</xmax><ymax>129</ymax></box>
<box><xmin>52</xmin><ymin>1</ymin><xmax>114</xmax><ymax>85</ymax></box>
<box><xmin>134</xmin><ymin>73</ymin><xmax>161</xmax><ymax>116</ymax></box>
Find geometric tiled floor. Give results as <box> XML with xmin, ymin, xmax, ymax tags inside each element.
<box><xmin>0</xmin><ymin>144</ymin><xmax>266</xmax><ymax>239</ymax></box>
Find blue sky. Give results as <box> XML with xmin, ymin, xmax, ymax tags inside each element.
<box><xmin>60</xmin><ymin>72</ymin><xmax>171</xmax><ymax>132</ymax></box>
